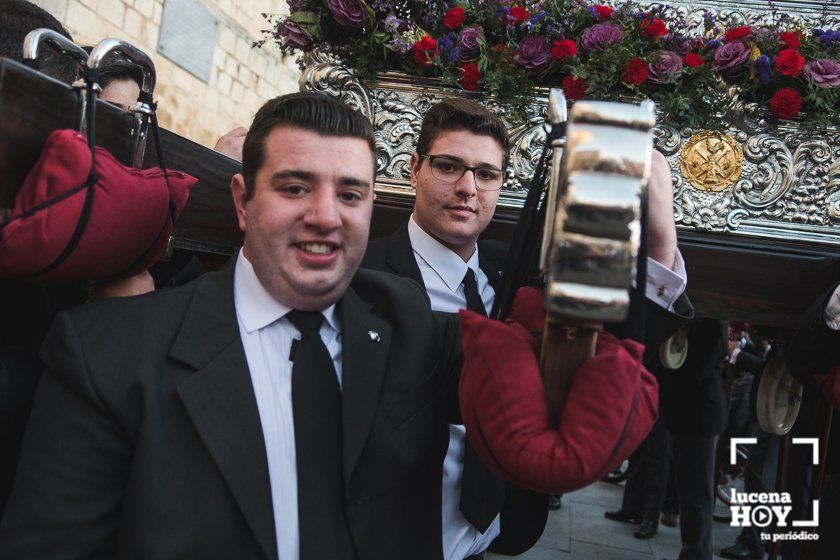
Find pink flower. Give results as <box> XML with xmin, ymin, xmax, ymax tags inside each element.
<box><xmin>581</xmin><ymin>23</ymin><xmax>623</xmax><ymax>51</ymax></box>
<box><xmin>803</xmin><ymin>59</ymin><xmax>840</xmax><ymax>88</ymax></box>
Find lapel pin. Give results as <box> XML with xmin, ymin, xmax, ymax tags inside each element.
<box><xmin>368</xmin><ymin>330</ymin><xmax>381</xmax><ymax>342</ymax></box>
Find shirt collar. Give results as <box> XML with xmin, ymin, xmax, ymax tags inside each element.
<box><xmin>407</xmin><ymin>214</ymin><xmax>480</xmax><ymax>293</ymax></box>
<box><xmin>233</xmin><ymin>251</ymin><xmax>338</xmax><ymax>333</ymax></box>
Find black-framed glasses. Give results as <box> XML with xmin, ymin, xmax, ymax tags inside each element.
<box><xmin>419</xmin><ymin>154</ymin><xmax>505</xmax><ymax>191</ymax></box>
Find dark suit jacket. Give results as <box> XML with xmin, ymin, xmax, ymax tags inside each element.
<box><xmin>0</xmin><ymin>265</ymin><xmax>465</xmax><ymax>560</ymax></box>
<box><xmin>362</xmin><ymin>223</ymin><xmax>548</xmax><ymax>555</ymax></box>
<box><xmin>658</xmin><ymin>318</ymin><xmax>728</xmax><ymax>437</ymax></box>
<box><xmin>786</xmin><ymin>280</ymin><xmax>840</xmax><ymax>475</ymax></box>
<box><xmin>787</xmin><ymin>280</ymin><xmax>840</xmax><ymax>385</ymax></box>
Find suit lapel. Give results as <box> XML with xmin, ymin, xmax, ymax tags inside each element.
<box><xmin>338</xmin><ymin>286</ymin><xmax>391</xmax><ymax>479</ymax></box>
<box><xmin>171</xmin><ymin>267</ymin><xmax>277</xmax><ymax>560</ymax></box>
<box><xmin>384</xmin><ymin>223</ymin><xmax>425</xmax><ymax>288</ymax></box>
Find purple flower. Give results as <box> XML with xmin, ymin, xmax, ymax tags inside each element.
<box><xmin>516</xmin><ymin>36</ymin><xmax>552</xmax><ymax>70</ymax></box>
<box><xmin>389</xmin><ymin>36</ymin><xmax>412</xmax><ymax>55</ymax></box>
<box><xmin>370</xmin><ymin>0</ymin><xmax>397</xmax><ymax>12</ymax></box>
<box><xmin>648</xmin><ymin>51</ymin><xmax>683</xmax><ymax>83</ymax></box>
<box><xmin>326</xmin><ymin>0</ymin><xmax>369</xmax><ymax>28</ymax></box>
<box><xmin>458</xmin><ymin>26</ymin><xmax>484</xmax><ymax>60</ymax></box>
<box><xmin>712</xmin><ymin>41</ymin><xmax>751</xmax><ymax>71</ymax></box>
<box><xmin>581</xmin><ymin>23</ymin><xmax>623</xmax><ymax>51</ymax></box>
<box><xmin>706</xmin><ymin>39</ymin><xmax>723</xmax><ymax>49</ymax></box>
<box><xmin>804</xmin><ymin>59</ymin><xmax>840</xmax><ymax>88</ymax></box>
<box><xmin>383</xmin><ymin>14</ymin><xmax>407</xmax><ymax>33</ymax></box>
<box><xmin>752</xmin><ymin>28</ymin><xmax>775</xmax><ymax>43</ymax></box>
<box><xmin>438</xmin><ymin>32</ymin><xmax>459</xmax><ymax>61</ymax></box>
<box><xmin>677</xmin><ymin>39</ymin><xmax>693</xmax><ymax>55</ymax></box>
<box><xmin>818</xmin><ymin>30</ymin><xmax>840</xmax><ymax>46</ymax></box>
<box><xmin>752</xmin><ymin>55</ymin><xmax>771</xmax><ymax>85</ymax></box>
<box><xmin>420</xmin><ymin>7</ymin><xmax>440</xmax><ymax>30</ymax></box>
<box><xmin>438</xmin><ymin>33</ymin><xmax>454</xmax><ymax>52</ymax></box>
<box><xmin>812</xmin><ymin>29</ymin><xmax>840</xmax><ymax>46</ymax></box>
<box><xmin>279</xmin><ymin>20</ymin><xmax>315</xmax><ymax>50</ymax></box>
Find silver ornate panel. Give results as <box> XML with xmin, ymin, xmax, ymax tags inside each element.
<box><xmin>300</xmin><ymin>0</ymin><xmax>840</xmax><ymax>247</ymax></box>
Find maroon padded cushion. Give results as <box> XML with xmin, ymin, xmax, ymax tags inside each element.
<box><xmin>0</xmin><ymin>129</ymin><xmax>195</xmax><ymax>283</ymax></box>
<box><xmin>458</xmin><ymin>309</ymin><xmax>659</xmax><ymax>494</ymax></box>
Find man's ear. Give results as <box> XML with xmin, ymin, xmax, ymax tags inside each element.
<box><xmin>409</xmin><ymin>152</ymin><xmax>421</xmax><ymax>191</ymax></box>
<box><xmin>230</xmin><ymin>173</ymin><xmax>248</xmax><ymax>233</ymax></box>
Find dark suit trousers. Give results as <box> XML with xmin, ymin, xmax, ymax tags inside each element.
<box><xmin>670</xmin><ymin>433</ymin><xmax>717</xmax><ymax>560</ymax></box>
<box><xmin>621</xmin><ymin>415</ymin><xmax>670</xmax><ymax>521</ymax></box>
<box><xmin>737</xmin><ymin>423</ymin><xmax>778</xmax><ymax>549</ymax></box>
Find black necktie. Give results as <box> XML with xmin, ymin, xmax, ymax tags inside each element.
<box><xmin>286</xmin><ymin>310</ymin><xmax>357</xmax><ymax>560</ymax></box>
<box><xmin>459</xmin><ymin>269</ymin><xmax>506</xmax><ymax>532</ymax></box>
<box><xmin>462</xmin><ymin>268</ymin><xmax>487</xmax><ymax>316</ymax></box>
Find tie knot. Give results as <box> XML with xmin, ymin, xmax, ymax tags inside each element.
<box><xmin>286</xmin><ymin>310</ymin><xmax>325</xmax><ymax>334</ymax></box>
<box><xmin>462</xmin><ymin>268</ymin><xmax>478</xmax><ymax>288</ymax></box>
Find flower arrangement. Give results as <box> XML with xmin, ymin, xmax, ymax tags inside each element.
<box><xmin>265</xmin><ymin>1</ymin><xmax>840</xmax><ymax>128</ymax></box>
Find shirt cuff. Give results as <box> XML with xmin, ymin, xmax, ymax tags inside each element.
<box><xmin>645</xmin><ymin>249</ymin><xmax>687</xmax><ymax>310</ymax></box>
<box><xmin>729</xmin><ymin>347</ymin><xmax>742</xmax><ymax>365</ymax></box>
<box><xmin>824</xmin><ymin>284</ymin><xmax>840</xmax><ymax>331</ymax></box>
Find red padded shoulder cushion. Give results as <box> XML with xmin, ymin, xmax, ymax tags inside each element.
<box><xmin>458</xmin><ymin>309</ymin><xmax>659</xmax><ymax>494</ymax></box>
<box><xmin>0</xmin><ymin>129</ymin><xmax>196</xmax><ymax>283</ymax></box>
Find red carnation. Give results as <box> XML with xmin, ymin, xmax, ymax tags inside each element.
<box><xmin>683</xmin><ymin>53</ymin><xmax>705</xmax><ymax>68</ymax></box>
<box><xmin>775</xmin><ymin>48</ymin><xmax>805</xmax><ymax>77</ymax></box>
<box><xmin>779</xmin><ymin>31</ymin><xmax>801</xmax><ymax>50</ymax></box>
<box><xmin>509</xmin><ymin>5</ymin><xmax>529</xmax><ymax>23</ymax></box>
<box><xmin>594</xmin><ymin>5</ymin><xmax>614</xmax><ymax>19</ymax></box>
<box><xmin>492</xmin><ymin>43</ymin><xmax>514</xmax><ymax>67</ymax></box>
<box><xmin>413</xmin><ymin>36</ymin><xmax>438</xmax><ymax>67</ymax></box>
<box><xmin>460</xmin><ymin>62</ymin><xmax>483</xmax><ymax>91</ymax></box>
<box><xmin>562</xmin><ymin>75</ymin><xmax>586</xmax><ymax>100</ymax></box>
<box><xmin>622</xmin><ymin>57</ymin><xmax>649</xmax><ymax>85</ymax></box>
<box><xmin>443</xmin><ymin>7</ymin><xmax>467</xmax><ymax>31</ymax></box>
<box><xmin>769</xmin><ymin>87</ymin><xmax>802</xmax><ymax>119</ymax></box>
<box><xmin>641</xmin><ymin>17</ymin><xmax>667</xmax><ymax>39</ymax></box>
<box><xmin>551</xmin><ymin>39</ymin><xmax>578</xmax><ymax>61</ymax></box>
<box><xmin>725</xmin><ymin>26</ymin><xmax>752</xmax><ymax>42</ymax></box>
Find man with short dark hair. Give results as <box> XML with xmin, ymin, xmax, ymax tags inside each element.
<box><xmin>0</xmin><ymin>92</ymin><xmax>657</xmax><ymax>560</ymax></box>
<box><xmin>0</xmin><ymin>0</ymin><xmax>77</xmax><ymax>84</ymax></box>
<box><xmin>363</xmin><ymin>96</ymin><xmax>691</xmax><ymax>560</ymax></box>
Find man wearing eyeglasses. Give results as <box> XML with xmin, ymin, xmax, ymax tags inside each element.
<box><xmin>362</xmin><ymin>97</ymin><xmax>691</xmax><ymax>560</ymax></box>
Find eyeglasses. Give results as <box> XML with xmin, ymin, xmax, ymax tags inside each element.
<box><xmin>419</xmin><ymin>154</ymin><xmax>505</xmax><ymax>191</ymax></box>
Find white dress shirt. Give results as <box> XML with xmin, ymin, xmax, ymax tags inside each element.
<box><xmin>233</xmin><ymin>251</ymin><xmax>342</xmax><ymax>560</ymax></box>
<box><xmin>407</xmin><ymin>216</ymin><xmax>498</xmax><ymax>560</ymax></box>
<box><xmin>407</xmin><ymin>213</ymin><xmax>687</xmax><ymax>560</ymax></box>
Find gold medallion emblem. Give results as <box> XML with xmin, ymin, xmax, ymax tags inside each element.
<box><xmin>679</xmin><ymin>132</ymin><xmax>743</xmax><ymax>192</ymax></box>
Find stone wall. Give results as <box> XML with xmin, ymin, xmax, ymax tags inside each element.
<box><xmin>31</xmin><ymin>0</ymin><xmax>301</xmax><ymax>149</ymax></box>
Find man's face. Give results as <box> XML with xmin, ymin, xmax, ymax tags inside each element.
<box><xmin>100</xmin><ymin>78</ymin><xmax>140</xmax><ymax>110</ymax></box>
<box><xmin>231</xmin><ymin>126</ymin><xmax>374</xmax><ymax>311</ymax></box>
<box><xmin>411</xmin><ymin>129</ymin><xmax>503</xmax><ymax>260</ymax></box>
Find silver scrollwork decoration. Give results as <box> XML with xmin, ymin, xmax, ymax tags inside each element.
<box><xmin>302</xmin><ymin>0</ymin><xmax>840</xmax><ymax>247</ymax></box>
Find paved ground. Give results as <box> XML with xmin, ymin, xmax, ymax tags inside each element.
<box><xmin>486</xmin><ymin>480</ymin><xmax>744</xmax><ymax>560</ymax></box>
